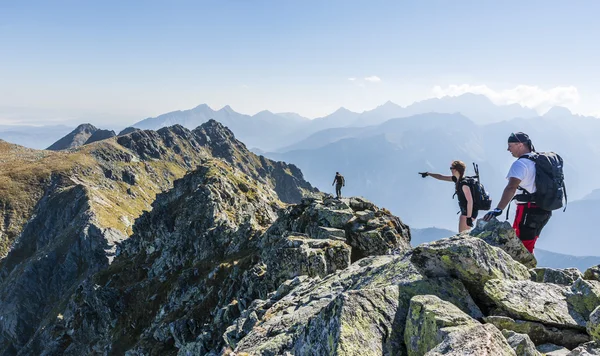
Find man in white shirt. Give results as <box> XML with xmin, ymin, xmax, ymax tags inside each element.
<box><xmin>483</xmin><ymin>132</ymin><xmax>552</xmax><ymax>253</ymax></box>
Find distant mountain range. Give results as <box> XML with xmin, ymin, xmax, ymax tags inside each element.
<box><xmin>412</xmin><ymin>227</ymin><xmax>600</xmax><ymax>271</ymax></box>
<box><xmin>130</xmin><ymin>94</ymin><xmax>543</xmax><ymax>151</ymax></box>
<box><xmin>1</xmin><ymin>93</ymin><xmax>596</xmax><ymax>153</ymax></box>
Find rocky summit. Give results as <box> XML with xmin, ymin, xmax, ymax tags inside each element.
<box><xmin>2</xmin><ymin>121</ymin><xmax>600</xmax><ymax>355</ymax></box>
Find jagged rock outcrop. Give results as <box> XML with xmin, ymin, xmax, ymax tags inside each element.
<box><xmin>84</xmin><ymin>128</ymin><xmax>116</xmax><ymax>145</ymax></box>
<box><xmin>118</xmin><ymin>127</ymin><xmax>141</xmax><ymax>136</ymax></box>
<box><xmin>17</xmin><ymin>178</ymin><xmax>415</xmax><ymax>354</ymax></box>
<box><xmin>0</xmin><ymin>121</ymin><xmax>317</xmax><ymax>354</ymax></box>
<box><xmin>471</xmin><ymin>218</ymin><xmax>537</xmax><ymax>268</ymax></box>
<box><xmin>5</xmin><ymin>120</ymin><xmax>600</xmax><ymax>355</ymax></box>
<box><xmin>46</xmin><ymin>123</ymin><xmax>98</xmax><ymax>150</ymax></box>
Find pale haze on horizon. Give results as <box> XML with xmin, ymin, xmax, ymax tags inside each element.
<box><xmin>1</xmin><ymin>0</ymin><xmax>600</xmax><ymax>127</ymax></box>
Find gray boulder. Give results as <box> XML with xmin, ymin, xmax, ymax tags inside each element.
<box><xmin>485</xmin><ymin>315</ymin><xmax>590</xmax><ymax>349</ymax></box>
<box><xmin>484</xmin><ymin>279</ymin><xmax>587</xmax><ymax>329</ymax></box>
<box><xmin>502</xmin><ymin>330</ymin><xmax>541</xmax><ymax>356</ymax></box>
<box><xmin>588</xmin><ymin>306</ymin><xmax>600</xmax><ymax>342</ymax></box>
<box><xmin>427</xmin><ymin>323</ymin><xmax>516</xmax><ymax>355</ymax></box>
<box><xmin>262</xmin><ymin>233</ymin><xmax>351</xmax><ymax>284</ymax></box>
<box><xmin>404</xmin><ymin>295</ymin><xmax>478</xmax><ymax>356</ymax></box>
<box><xmin>585</xmin><ymin>266</ymin><xmax>600</xmax><ymax>282</ymax></box>
<box><xmin>533</xmin><ymin>267</ymin><xmax>583</xmax><ymax>285</ymax></box>
<box><xmin>537</xmin><ymin>343</ymin><xmax>572</xmax><ymax>355</ymax></box>
<box><xmin>410</xmin><ymin>236</ymin><xmax>530</xmax><ymax>301</ymax></box>
<box><xmin>298</xmin><ymin>286</ymin><xmax>401</xmax><ymax>355</ymax></box>
<box><xmin>568</xmin><ymin>279</ymin><xmax>600</xmax><ymax>319</ymax></box>
<box><xmin>568</xmin><ymin>341</ymin><xmax>600</xmax><ymax>355</ymax></box>
<box><xmin>470</xmin><ymin>218</ymin><xmax>537</xmax><ymax>268</ymax></box>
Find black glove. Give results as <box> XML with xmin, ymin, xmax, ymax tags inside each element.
<box><xmin>483</xmin><ymin>208</ymin><xmax>502</xmax><ymax>221</ymax></box>
<box><xmin>466</xmin><ymin>217</ymin><xmax>473</xmax><ymax>227</ymax></box>
<box><xmin>419</xmin><ymin>172</ymin><xmax>429</xmax><ymax>178</ymax></box>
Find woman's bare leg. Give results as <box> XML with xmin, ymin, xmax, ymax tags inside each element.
<box><xmin>458</xmin><ymin>215</ymin><xmax>470</xmax><ymax>233</ymax></box>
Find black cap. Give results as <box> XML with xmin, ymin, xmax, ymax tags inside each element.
<box><xmin>508</xmin><ymin>132</ymin><xmax>530</xmax><ymax>143</ymax></box>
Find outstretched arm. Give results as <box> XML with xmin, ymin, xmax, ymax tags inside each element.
<box><xmin>427</xmin><ymin>173</ymin><xmax>453</xmax><ymax>182</ymax></box>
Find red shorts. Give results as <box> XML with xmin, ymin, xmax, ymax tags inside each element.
<box><xmin>513</xmin><ymin>203</ymin><xmax>552</xmax><ymax>253</ymax></box>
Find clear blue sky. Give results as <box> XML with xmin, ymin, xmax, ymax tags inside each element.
<box><xmin>1</xmin><ymin>0</ymin><xmax>599</xmax><ymax>126</ymax></box>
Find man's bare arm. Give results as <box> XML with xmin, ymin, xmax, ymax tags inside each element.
<box><xmin>496</xmin><ymin>177</ymin><xmax>521</xmax><ymax>210</ymax></box>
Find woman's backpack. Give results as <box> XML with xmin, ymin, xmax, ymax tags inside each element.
<box><xmin>455</xmin><ymin>163</ymin><xmax>492</xmax><ymax>211</ymax></box>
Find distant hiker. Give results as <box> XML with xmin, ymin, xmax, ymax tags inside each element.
<box><xmin>420</xmin><ymin>160</ymin><xmax>491</xmax><ymax>233</ymax></box>
<box><xmin>332</xmin><ymin>172</ymin><xmax>345</xmax><ymax>199</ymax></box>
<box><xmin>483</xmin><ymin>132</ymin><xmax>567</xmax><ymax>254</ymax></box>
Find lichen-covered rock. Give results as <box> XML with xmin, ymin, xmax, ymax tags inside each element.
<box><xmin>347</xmin><ymin>197</ymin><xmax>376</xmax><ymax>211</ymax></box>
<box><xmin>261</xmin><ymin>233</ymin><xmax>351</xmax><ymax>283</ymax></box>
<box><xmin>484</xmin><ymin>279</ymin><xmax>587</xmax><ymax>329</ymax></box>
<box><xmin>533</xmin><ymin>267</ymin><xmax>583</xmax><ymax>285</ymax></box>
<box><xmin>485</xmin><ymin>315</ymin><xmax>590</xmax><ymax>349</ymax></box>
<box><xmin>264</xmin><ymin>193</ymin><xmax>412</xmax><ymax>262</ymax></box>
<box><xmin>298</xmin><ymin>286</ymin><xmax>401</xmax><ymax>355</ymax></box>
<box><xmin>314</xmin><ymin>226</ymin><xmax>346</xmax><ymax>240</ymax></box>
<box><xmin>233</xmin><ymin>254</ymin><xmax>482</xmax><ymax>355</ymax></box>
<box><xmin>588</xmin><ymin>306</ymin><xmax>600</xmax><ymax>342</ymax></box>
<box><xmin>568</xmin><ymin>341</ymin><xmax>600</xmax><ymax>355</ymax></box>
<box><xmin>470</xmin><ymin>218</ymin><xmax>537</xmax><ymax>268</ymax></box>
<box><xmin>568</xmin><ymin>279</ymin><xmax>600</xmax><ymax>319</ymax></box>
<box><xmin>404</xmin><ymin>295</ymin><xmax>478</xmax><ymax>356</ymax></box>
<box><xmin>502</xmin><ymin>330</ymin><xmax>541</xmax><ymax>356</ymax></box>
<box><xmin>537</xmin><ymin>343</ymin><xmax>571</xmax><ymax>355</ymax></box>
<box><xmin>426</xmin><ymin>323</ymin><xmax>516</xmax><ymax>355</ymax></box>
<box><xmin>410</xmin><ymin>236</ymin><xmax>530</xmax><ymax>300</ymax></box>
<box><xmin>585</xmin><ymin>266</ymin><xmax>600</xmax><ymax>282</ymax></box>
<box><xmin>317</xmin><ymin>207</ymin><xmax>355</xmax><ymax>229</ymax></box>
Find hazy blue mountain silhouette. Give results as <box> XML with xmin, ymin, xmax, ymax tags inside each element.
<box><xmin>132</xmin><ymin>104</ymin><xmax>308</xmax><ymax>151</ymax></box>
<box><xmin>131</xmin><ymin>94</ymin><xmax>540</xmax><ymax>152</ymax></box>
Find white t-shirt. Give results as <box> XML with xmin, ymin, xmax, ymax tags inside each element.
<box><xmin>506</xmin><ymin>153</ymin><xmax>536</xmax><ymax>194</ymax></box>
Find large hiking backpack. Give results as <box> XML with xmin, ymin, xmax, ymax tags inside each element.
<box><xmin>455</xmin><ymin>163</ymin><xmax>492</xmax><ymax>211</ymax></box>
<box><xmin>460</xmin><ymin>177</ymin><xmax>493</xmax><ymax>211</ymax></box>
<box><xmin>518</xmin><ymin>152</ymin><xmax>567</xmax><ymax>211</ymax></box>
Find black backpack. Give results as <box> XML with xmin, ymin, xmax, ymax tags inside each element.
<box><xmin>460</xmin><ymin>177</ymin><xmax>493</xmax><ymax>211</ymax></box>
<box><xmin>518</xmin><ymin>152</ymin><xmax>567</xmax><ymax>211</ymax></box>
<box><xmin>455</xmin><ymin>163</ymin><xmax>493</xmax><ymax>211</ymax></box>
